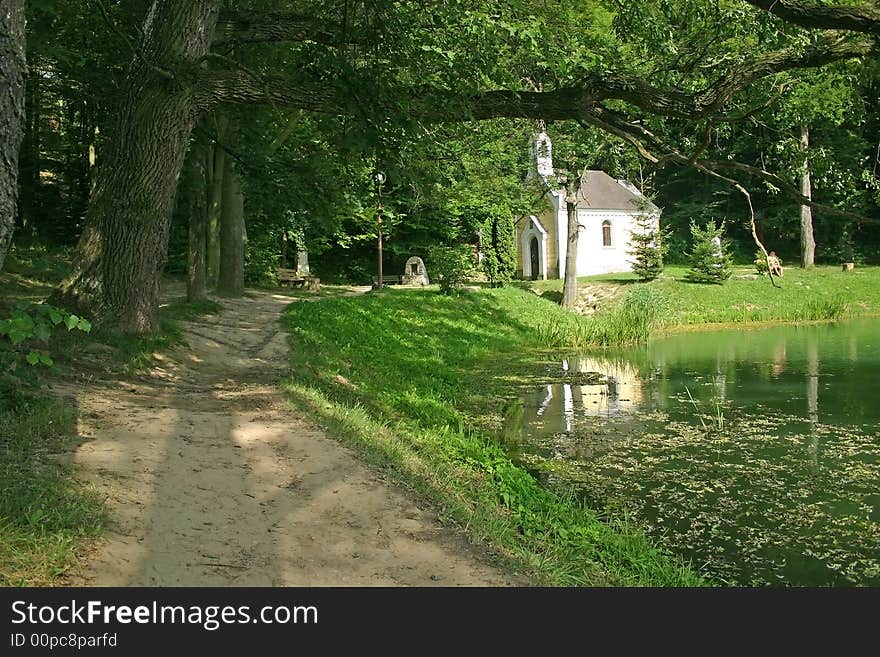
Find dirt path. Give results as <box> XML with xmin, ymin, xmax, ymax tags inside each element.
<box><xmin>64</xmin><ymin>288</ymin><xmax>520</xmax><ymax>586</ymax></box>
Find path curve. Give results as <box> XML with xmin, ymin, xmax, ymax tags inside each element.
<box><xmin>64</xmin><ymin>288</ymin><xmax>519</xmax><ymax>586</ymax></box>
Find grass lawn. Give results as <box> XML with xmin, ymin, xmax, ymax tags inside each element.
<box><xmin>651</xmin><ymin>265</ymin><xmax>880</xmax><ymax>326</ymax></box>
<box><xmin>524</xmin><ymin>264</ymin><xmax>880</xmax><ymax>330</ymax></box>
<box><xmin>282</xmin><ymin>287</ymin><xmax>705</xmax><ymax>586</ymax></box>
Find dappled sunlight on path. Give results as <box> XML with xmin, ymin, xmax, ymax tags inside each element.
<box><xmin>63</xmin><ymin>288</ymin><xmax>519</xmax><ymax>586</ymax></box>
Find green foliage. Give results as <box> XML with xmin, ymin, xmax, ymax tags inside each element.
<box><xmin>754</xmin><ymin>249</ymin><xmax>769</xmax><ymax>275</ymax></box>
<box><xmin>427</xmin><ymin>244</ymin><xmax>476</xmax><ymax>294</ymax></box>
<box><xmin>481</xmin><ymin>213</ymin><xmax>517</xmax><ymax>288</ymax></box>
<box><xmin>685</xmin><ymin>221</ymin><xmax>732</xmax><ymax>285</ymax></box>
<box><xmin>627</xmin><ymin>213</ymin><xmax>667</xmax><ymax>282</ymax></box>
<box><xmin>0</xmin><ymin>302</ymin><xmax>91</xmax><ymax>386</ymax></box>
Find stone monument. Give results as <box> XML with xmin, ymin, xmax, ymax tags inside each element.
<box><xmin>402</xmin><ymin>256</ymin><xmax>429</xmax><ymax>286</ymax></box>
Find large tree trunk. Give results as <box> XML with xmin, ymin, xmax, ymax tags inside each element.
<box><xmin>205</xmin><ymin>114</ymin><xmax>228</xmax><ymax>288</ymax></box>
<box><xmin>17</xmin><ymin>54</ymin><xmax>39</xmax><ymax>237</ymax></box>
<box><xmin>217</xmin><ymin>160</ymin><xmax>244</xmax><ymax>296</ymax></box>
<box><xmin>799</xmin><ymin>124</ymin><xmax>815</xmax><ymax>268</ymax></box>
<box><xmin>185</xmin><ymin>143</ymin><xmax>208</xmax><ymax>302</ymax></box>
<box><xmin>560</xmin><ymin>197</ymin><xmax>579</xmax><ymax>309</ymax></box>
<box><xmin>53</xmin><ymin>1</ymin><xmax>221</xmax><ymax>332</ymax></box>
<box><xmin>0</xmin><ymin>0</ymin><xmax>27</xmax><ymax>271</ymax></box>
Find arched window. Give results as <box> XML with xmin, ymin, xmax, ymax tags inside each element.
<box><xmin>602</xmin><ymin>220</ymin><xmax>612</xmax><ymax>247</ymax></box>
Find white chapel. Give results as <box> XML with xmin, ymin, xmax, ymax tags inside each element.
<box><xmin>516</xmin><ymin>131</ymin><xmax>661</xmax><ymax>280</ymax></box>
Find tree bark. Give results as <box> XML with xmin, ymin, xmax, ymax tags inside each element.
<box><xmin>0</xmin><ymin>0</ymin><xmax>26</xmax><ymax>271</ymax></box>
<box><xmin>18</xmin><ymin>53</ymin><xmax>36</xmax><ymax>232</ymax></box>
<box><xmin>560</xmin><ymin>194</ymin><xmax>580</xmax><ymax>309</ymax></box>
<box><xmin>185</xmin><ymin>143</ymin><xmax>207</xmax><ymax>302</ymax></box>
<box><xmin>280</xmin><ymin>229</ymin><xmax>289</xmax><ymax>268</ymax></box>
<box><xmin>743</xmin><ymin>1</ymin><xmax>880</xmax><ymax>36</ymax></box>
<box><xmin>800</xmin><ymin>124</ymin><xmax>815</xmax><ymax>268</ymax></box>
<box><xmin>217</xmin><ymin>160</ymin><xmax>244</xmax><ymax>297</ymax></box>
<box><xmin>205</xmin><ymin>113</ymin><xmax>228</xmax><ymax>288</ymax></box>
<box><xmin>52</xmin><ymin>1</ymin><xmax>222</xmax><ymax>332</ymax></box>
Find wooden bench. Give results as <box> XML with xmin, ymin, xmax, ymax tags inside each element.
<box><xmin>276</xmin><ymin>268</ymin><xmax>320</xmax><ymax>290</ymax></box>
<box><xmin>373</xmin><ymin>275</ymin><xmax>401</xmax><ymax>286</ymax></box>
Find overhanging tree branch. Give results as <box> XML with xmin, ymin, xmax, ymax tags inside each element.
<box><xmin>93</xmin><ymin>0</ymin><xmax>174</xmax><ymax>80</ymax></box>
<box><xmin>744</xmin><ymin>0</ymin><xmax>880</xmax><ymax>36</ymax></box>
<box><xmin>583</xmin><ymin>103</ymin><xmax>875</xmax><ymax>225</ymax></box>
<box><xmin>202</xmin><ymin>27</ymin><xmax>873</xmax><ymax>122</ymax></box>
<box><xmin>213</xmin><ymin>10</ymin><xmax>368</xmax><ymax>47</ymax></box>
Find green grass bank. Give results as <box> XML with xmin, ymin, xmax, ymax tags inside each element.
<box><xmin>530</xmin><ymin>265</ymin><xmax>880</xmax><ymax>330</ymax></box>
<box><xmin>282</xmin><ymin>287</ymin><xmax>705</xmax><ymax>585</ymax></box>
<box><xmin>0</xmin><ymin>394</ymin><xmax>106</xmax><ymax>585</ymax></box>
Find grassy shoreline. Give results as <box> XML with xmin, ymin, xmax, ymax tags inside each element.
<box><xmin>282</xmin><ymin>288</ymin><xmax>705</xmax><ymax>585</ymax></box>
<box><xmin>580</xmin><ymin>265</ymin><xmax>879</xmax><ymax>328</ymax></box>
<box><xmin>280</xmin><ymin>266</ymin><xmax>880</xmax><ymax>586</ymax></box>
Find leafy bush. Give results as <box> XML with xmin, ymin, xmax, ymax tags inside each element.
<box><xmin>244</xmin><ymin>232</ymin><xmax>281</xmax><ymax>286</ymax></box>
<box><xmin>685</xmin><ymin>221</ymin><xmax>732</xmax><ymax>284</ymax></box>
<box><xmin>754</xmin><ymin>249</ymin><xmax>769</xmax><ymax>274</ymax></box>
<box><xmin>0</xmin><ymin>303</ymin><xmax>91</xmax><ymax>387</ymax></box>
<box><xmin>427</xmin><ymin>245</ymin><xmax>475</xmax><ymax>294</ymax></box>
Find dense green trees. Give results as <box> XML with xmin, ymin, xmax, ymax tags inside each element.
<box><xmin>2</xmin><ymin>0</ymin><xmax>878</xmax><ymax>331</ymax></box>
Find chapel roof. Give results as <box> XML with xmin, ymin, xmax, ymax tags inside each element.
<box><xmin>568</xmin><ymin>170</ymin><xmax>659</xmax><ymax>212</ymax></box>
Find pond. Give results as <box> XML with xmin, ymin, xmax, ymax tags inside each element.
<box><xmin>500</xmin><ymin>319</ymin><xmax>880</xmax><ymax>586</ymax></box>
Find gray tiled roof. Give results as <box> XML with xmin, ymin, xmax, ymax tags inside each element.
<box><xmin>569</xmin><ymin>170</ymin><xmax>658</xmax><ymax>212</ymax></box>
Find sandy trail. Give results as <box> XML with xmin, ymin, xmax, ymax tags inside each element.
<box><xmin>63</xmin><ymin>288</ymin><xmax>519</xmax><ymax>586</ymax></box>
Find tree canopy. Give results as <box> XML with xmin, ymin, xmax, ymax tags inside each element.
<box><xmin>2</xmin><ymin>0</ymin><xmax>878</xmax><ymax>330</ymax></box>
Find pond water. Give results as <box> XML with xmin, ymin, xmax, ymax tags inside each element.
<box><xmin>501</xmin><ymin>319</ymin><xmax>880</xmax><ymax>585</ymax></box>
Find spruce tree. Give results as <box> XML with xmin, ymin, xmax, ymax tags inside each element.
<box><xmin>481</xmin><ymin>213</ymin><xmax>516</xmax><ymax>288</ymax></box>
<box><xmin>685</xmin><ymin>221</ymin><xmax>732</xmax><ymax>284</ymax></box>
<box><xmin>627</xmin><ymin>212</ymin><xmax>666</xmax><ymax>282</ymax></box>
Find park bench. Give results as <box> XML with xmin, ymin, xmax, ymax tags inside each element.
<box><xmin>373</xmin><ymin>274</ymin><xmax>401</xmax><ymax>286</ymax></box>
<box><xmin>275</xmin><ymin>268</ymin><xmax>320</xmax><ymax>290</ymax></box>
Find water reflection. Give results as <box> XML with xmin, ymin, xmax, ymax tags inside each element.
<box><xmin>506</xmin><ymin>319</ymin><xmax>880</xmax><ymax>443</ymax></box>
<box><xmin>500</xmin><ymin>318</ymin><xmax>880</xmax><ymax>585</ymax></box>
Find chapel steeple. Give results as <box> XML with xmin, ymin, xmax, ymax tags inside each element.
<box><xmin>534</xmin><ymin>129</ymin><xmax>554</xmax><ymax>179</ymax></box>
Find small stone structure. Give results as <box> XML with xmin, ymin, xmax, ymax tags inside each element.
<box><xmin>402</xmin><ymin>256</ymin><xmax>429</xmax><ymax>286</ymax></box>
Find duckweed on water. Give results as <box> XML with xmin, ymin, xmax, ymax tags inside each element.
<box><xmin>524</xmin><ymin>412</ymin><xmax>880</xmax><ymax>586</ymax></box>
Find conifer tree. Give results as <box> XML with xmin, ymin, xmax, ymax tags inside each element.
<box><xmin>627</xmin><ymin>212</ymin><xmax>666</xmax><ymax>282</ymax></box>
<box><xmin>685</xmin><ymin>221</ymin><xmax>732</xmax><ymax>284</ymax></box>
<box><xmin>481</xmin><ymin>213</ymin><xmax>516</xmax><ymax>288</ymax></box>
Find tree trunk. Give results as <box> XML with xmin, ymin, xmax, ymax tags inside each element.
<box><xmin>206</xmin><ymin>114</ymin><xmax>228</xmax><ymax>288</ymax></box>
<box><xmin>560</xmin><ymin>197</ymin><xmax>579</xmax><ymax>309</ymax></box>
<box><xmin>185</xmin><ymin>143</ymin><xmax>208</xmax><ymax>302</ymax></box>
<box><xmin>799</xmin><ymin>124</ymin><xmax>815</xmax><ymax>268</ymax></box>
<box><xmin>52</xmin><ymin>1</ymin><xmax>221</xmax><ymax>332</ymax></box>
<box><xmin>217</xmin><ymin>160</ymin><xmax>245</xmax><ymax>297</ymax></box>
<box><xmin>281</xmin><ymin>229</ymin><xmax>289</xmax><ymax>268</ymax></box>
<box><xmin>0</xmin><ymin>0</ymin><xmax>26</xmax><ymax>271</ymax></box>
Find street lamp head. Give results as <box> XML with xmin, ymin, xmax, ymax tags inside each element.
<box><xmin>374</xmin><ymin>171</ymin><xmax>386</xmax><ymax>186</ymax></box>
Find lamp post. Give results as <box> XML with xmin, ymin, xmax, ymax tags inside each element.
<box><xmin>373</xmin><ymin>171</ymin><xmax>386</xmax><ymax>289</ymax></box>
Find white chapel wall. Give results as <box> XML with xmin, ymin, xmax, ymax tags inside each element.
<box><xmin>575</xmin><ymin>210</ymin><xmax>638</xmax><ymax>276</ymax></box>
